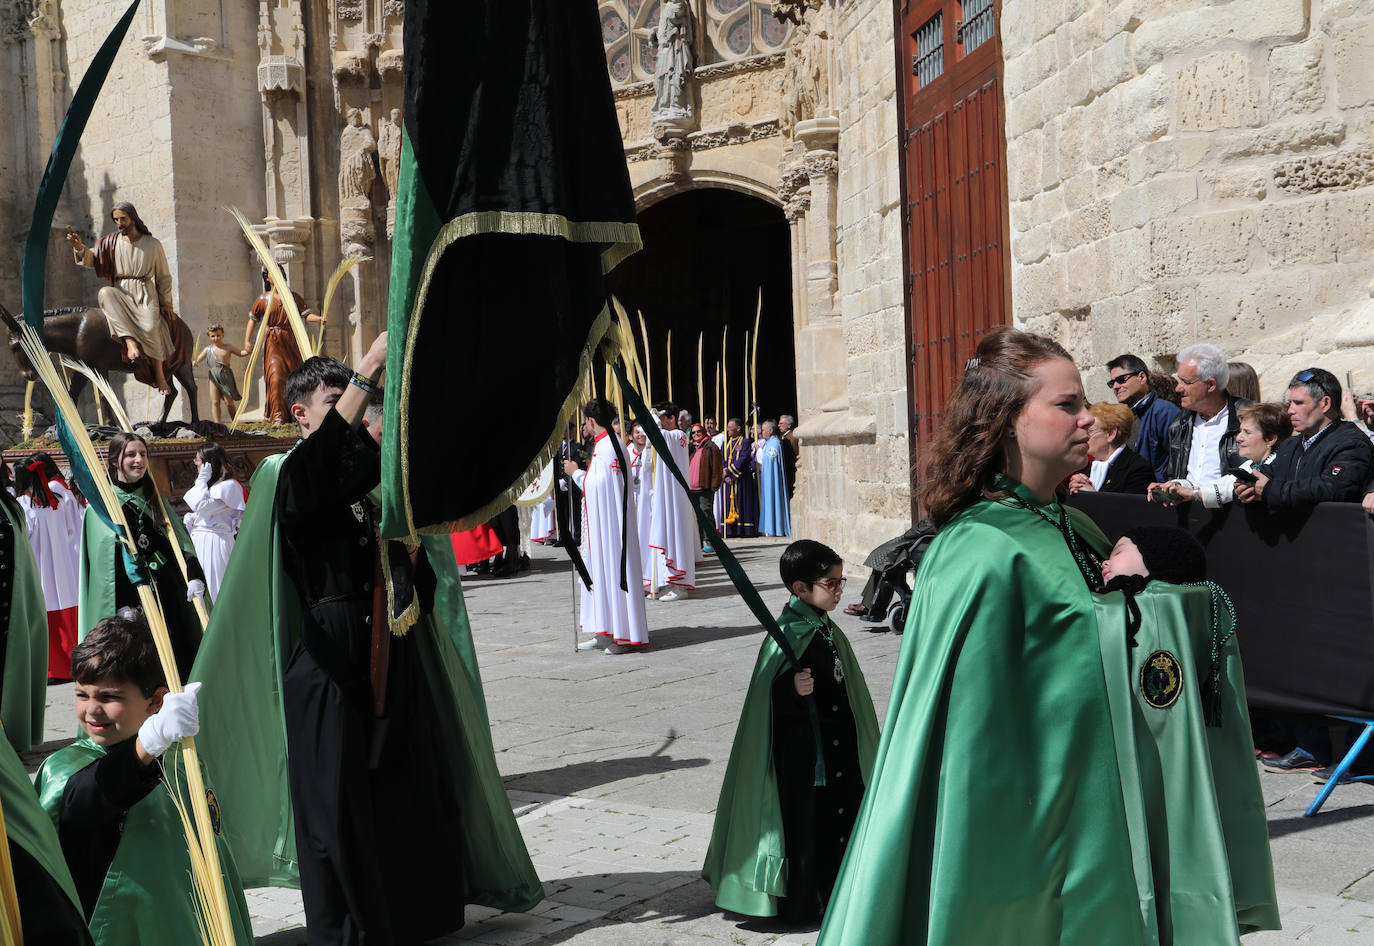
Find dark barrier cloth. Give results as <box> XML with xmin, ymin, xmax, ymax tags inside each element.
<box><xmin>1068</xmin><ymin>492</ymin><xmax>1374</xmax><ymax>719</ymax></box>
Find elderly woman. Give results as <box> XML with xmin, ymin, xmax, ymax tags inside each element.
<box><xmin>1068</xmin><ymin>402</ymin><xmax>1153</xmax><ymax>494</ymax></box>
<box><xmin>1148</xmin><ymin>402</ymin><xmax>1292</xmax><ymax>507</ymax></box>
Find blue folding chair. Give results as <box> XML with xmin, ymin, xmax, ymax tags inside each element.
<box><xmin>1305</xmin><ymin>716</ymin><xmax>1374</xmax><ymax>815</ymax></box>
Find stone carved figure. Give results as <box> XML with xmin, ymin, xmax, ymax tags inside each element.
<box><xmin>781</xmin><ymin>0</ymin><xmax>831</xmax><ymax>136</ymax></box>
<box><xmin>378</xmin><ymin>108</ymin><xmax>403</xmax><ymax>200</ymax></box>
<box><xmin>338</xmin><ymin>107</ymin><xmax>377</xmax><ymax>202</ymax></box>
<box><xmin>650</xmin><ymin>1</ymin><xmax>694</xmax><ymax>123</ymax></box>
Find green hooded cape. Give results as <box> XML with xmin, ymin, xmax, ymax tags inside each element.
<box><xmin>34</xmin><ymin>736</ymin><xmax>255</xmax><ymax>946</ymax></box>
<box><xmin>702</xmin><ymin>596</ymin><xmax>879</xmax><ymax>917</ymax></box>
<box><xmin>2</xmin><ymin>496</ymin><xmax>50</xmax><ymax>751</ymax></box>
<box><xmin>78</xmin><ymin>483</ymin><xmax>204</xmax><ymax>648</ymax></box>
<box><xmin>0</xmin><ymin>732</ymin><xmax>82</xmax><ymax>920</ymax></box>
<box><xmin>1094</xmin><ymin>583</ymin><xmax>1279</xmax><ymax>940</ymax></box>
<box><xmin>188</xmin><ymin>453</ymin><xmax>541</xmax><ymax>910</ymax></box>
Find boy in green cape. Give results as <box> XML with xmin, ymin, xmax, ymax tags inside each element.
<box><xmin>189</xmin><ymin>342</ymin><xmax>541</xmax><ymax>945</ymax></box>
<box><xmin>0</xmin><ymin>486</ymin><xmax>51</xmax><ymax>752</ymax></box>
<box><xmin>0</xmin><ymin>730</ymin><xmax>91</xmax><ymax>944</ymax></box>
<box><xmin>703</xmin><ymin>539</ymin><xmax>880</xmax><ymax>923</ymax></box>
<box><xmin>34</xmin><ymin>612</ymin><xmax>254</xmax><ymax>945</ymax></box>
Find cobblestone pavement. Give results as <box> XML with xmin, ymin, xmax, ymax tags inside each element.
<box><xmin>29</xmin><ymin>539</ymin><xmax>1374</xmax><ymax>944</ymax></box>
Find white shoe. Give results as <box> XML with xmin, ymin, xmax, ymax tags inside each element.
<box><xmin>661</xmin><ymin>588</ymin><xmax>690</xmax><ymax>601</ymax></box>
<box><xmin>577</xmin><ymin>636</ymin><xmax>603</xmax><ymax>651</ymax></box>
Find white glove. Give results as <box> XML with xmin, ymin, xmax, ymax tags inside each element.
<box><xmin>195</xmin><ymin>462</ymin><xmax>213</xmax><ymax>485</ymax></box>
<box><xmin>138</xmin><ymin>681</ymin><xmax>201</xmax><ymax>757</ymax></box>
<box><xmin>186</xmin><ymin>579</ymin><xmax>206</xmax><ymax>601</ymax></box>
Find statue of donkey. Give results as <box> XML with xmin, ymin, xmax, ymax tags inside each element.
<box><xmin>0</xmin><ymin>303</ymin><xmax>199</xmax><ymax>425</ymax></box>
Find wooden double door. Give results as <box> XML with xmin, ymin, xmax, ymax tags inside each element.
<box><xmin>895</xmin><ymin>0</ymin><xmax>1011</xmax><ymax>500</ymax></box>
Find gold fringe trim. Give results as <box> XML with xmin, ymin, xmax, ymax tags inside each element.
<box><xmin>382</xmin><ymin>539</ymin><xmax>422</xmax><ymax>637</ymax></box>
<box><xmin>424</xmin><ymin>209</ymin><xmax>641</xmax><ymax>275</ymax></box>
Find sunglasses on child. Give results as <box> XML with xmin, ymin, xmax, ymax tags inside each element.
<box><xmin>810</xmin><ymin>578</ymin><xmax>847</xmax><ymax>593</ymax></box>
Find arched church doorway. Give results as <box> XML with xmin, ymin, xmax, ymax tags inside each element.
<box><xmin>609</xmin><ymin>188</ymin><xmax>796</xmax><ymax>433</ymax></box>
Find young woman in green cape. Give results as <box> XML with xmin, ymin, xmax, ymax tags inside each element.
<box><xmin>816</xmin><ymin>328</ymin><xmax>1268</xmax><ymax>946</ymax></box>
<box><xmin>78</xmin><ymin>433</ymin><xmax>206</xmax><ymax>683</ymax></box>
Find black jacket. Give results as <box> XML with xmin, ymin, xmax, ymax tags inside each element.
<box><xmin>1099</xmin><ymin>446</ymin><xmax>1154</xmax><ymax>495</ymax></box>
<box><xmin>1165</xmin><ymin>394</ymin><xmax>1253</xmax><ymax>482</ymax></box>
<box><xmin>1262</xmin><ymin>420</ymin><xmax>1374</xmax><ymax>507</ymax></box>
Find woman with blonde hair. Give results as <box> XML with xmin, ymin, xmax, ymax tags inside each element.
<box><xmin>816</xmin><ymin>327</ymin><xmax>1276</xmax><ymax>946</ymax></box>
<box><xmin>1067</xmin><ymin>401</ymin><xmax>1154</xmax><ymax>494</ymax></box>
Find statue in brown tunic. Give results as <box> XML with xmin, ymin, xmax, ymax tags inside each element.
<box><xmin>244</xmin><ymin>270</ymin><xmax>321</xmax><ymax>424</ymax></box>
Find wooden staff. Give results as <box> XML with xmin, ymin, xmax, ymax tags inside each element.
<box><xmin>666</xmin><ymin>329</ymin><xmax>674</xmax><ymax>403</ymax></box>
<box><xmin>638</xmin><ymin>311</ymin><xmax>653</xmax><ymax>404</ymax></box>
<box><xmin>752</xmin><ymin>292</ymin><xmax>762</xmax><ymax>441</ymax></box>
<box><xmin>714</xmin><ymin>362</ymin><xmax>721</xmax><ymax>429</ymax></box>
<box><xmin>697</xmin><ymin>331</ymin><xmax>705</xmax><ymax>424</ymax></box>
<box><xmin>722</xmin><ymin>327</ymin><xmax>729</xmax><ymax>427</ymax></box>
<box><xmin>743</xmin><ymin>329</ymin><xmax>750</xmax><ymax>436</ymax></box>
<box><xmin>0</xmin><ymin>777</ymin><xmax>21</xmax><ymax>946</ymax></box>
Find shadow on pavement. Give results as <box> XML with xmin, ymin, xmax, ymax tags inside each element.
<box><xmin>1268</xmin><ymin>802</ymin><xmax>1374</xmax><ymax>838</ymax></box>
<box><xmin>645</xmin><ymin>623</ymin><xmax>769</xmax><ymax>652</ymax></box>
<box><xmin>255</xmin><ymin>929</ymin><xmax>305</xmax><ymax>945</ymax></box>
<box><xmin>527</xmin><ymin>870</ymin><xmax>718</xmax><ymax>944</ymax></box>
<box><xmin>505</xmin><ymin>743</ymin><xmax>709</xmax><ymax>797</ymax></box>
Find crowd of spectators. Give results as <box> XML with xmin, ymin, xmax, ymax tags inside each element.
<box><xmin>1078</xmin><ymin>344</ymin><xmax>1374</xmax><ymax>780</ymax></box>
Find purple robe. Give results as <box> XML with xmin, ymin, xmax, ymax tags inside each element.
<box><xmin>722</xmin><ymin>436</ymin><xmax>758</xmax><ymax>538</ymax></box>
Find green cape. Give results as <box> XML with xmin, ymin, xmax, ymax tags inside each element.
<box><xmin>189</xmin><ymin>453</ymin><xmax>541</xmax><ymax>910</ymax></box>
<box><xmin>2</xmin><ymin>497</ymin><xmax>50</xmax><ymax>751</ymax></box>
<box><xmin>818</xmin><ymin>484</ymin><xmax>1155</xmax><ymax>946</ymax></box>
<box><xmin>35</xmin><ymin>737</ymin><xmax>254</xmax><ymax>946</ymax></box>
<box><xmin>1094</xmin><ymin>583</ymin><xmax>1279</xmax><ymax>940</ymax></box>
<box><xmin>702</xmin><ymin>596</ymin><xmax>879</xmax><ymax>917</ymax></box>
<box><xmin>0</xmin><ymin>733</ymin><xmax>82</xmax><ymax>916</ymax></box>
<box><xmin>78</xmin><ymin>483</ymin><xmax>205</xmax><ymax>647</ymax></box>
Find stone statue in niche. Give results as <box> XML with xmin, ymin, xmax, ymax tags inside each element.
<box><xmin>782</xmin><ymin>0</ymin><xmax>830</xmax><ymax>136</ymax></box>
<box><xmin>378</xmin><ymin>108</ymin><xmax>403</xmax><ymax>200</ymax></box>
<box><xmin>338</xmin><ymin>107</ymin><xmax>377</xmax><ymax>202</ymax></box>
<box><xmin>650</xmin><ymin>0</ymin><xmax>695</xmax><ymax>132</ymax></box>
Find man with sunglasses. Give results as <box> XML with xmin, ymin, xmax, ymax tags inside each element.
<box><xmin>1106</xmin><ymin>353</ymin><xmax>1180</xmax><ymax>482</ymax></box>
<box><xmin>1235</xmin><ymin>367</ymin><xmax>1372</xmax><ymax>508</ymax></box>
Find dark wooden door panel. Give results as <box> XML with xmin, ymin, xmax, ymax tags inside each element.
<box><xmin>896</xmin><ymin>0</ymin><xmax>1010</xmax><ymax>506</ymax></box>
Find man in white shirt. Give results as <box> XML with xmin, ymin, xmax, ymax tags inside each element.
<box><xmin>1163</xmin><ymin>343</ymin><xmax>1252</xmax><ymax>483</ymax></box>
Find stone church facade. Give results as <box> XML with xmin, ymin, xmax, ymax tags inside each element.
<box><xmin>2</xmin><ymin>0</ymin><xmax>1373</xmax><ymax>568</ymax></box>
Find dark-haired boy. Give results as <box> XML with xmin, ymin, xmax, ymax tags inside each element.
<box><xmin>34</xmin><ymin>614</ymin><xmax>254</xmax><ymax>943</ymax></box>
<box><xmin>703</xmin><ymin>539</ymin><xmax>880</xmax><ymax>923</ymax></box>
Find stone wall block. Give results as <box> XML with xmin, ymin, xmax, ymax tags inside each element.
<box><xmin>1095</xmin><ymin>155</ymin><xmax>1132</xmax><ymax>199</ymax></box>
<box><xmin>1110</xmin><ymin>184</ymin><xmax>1148</xmax><ymax>231</ymax></box>
<box><xmin>1255</xmin><ymin>192</ymin><xmax>1374</xmax><ymax>265</ymax></box>
<box><xmin>1334</xmin><ymin>19</ymin><xmax>1374</xmax><ymax>108</ymax></box>
<box><xmin>1063</xmin><ymin>169</ymin><xmax>1095</xmax><ymax>212</ymax></box>
<box><xmin>1145</xmin><ymin>174</ymin><xmax>1199</xmax><ymax>219</ymax></box>
<box><xmin>1007</xmin><ymin>128</ymin><xmax>1044</xmax><ymax>201</ymax></box>
<box><xmin>1134</xmin><ymin>0</ymin><xmax>1307</xmax><ymax>72</ymax></box>
<box><xmin>1039</xmin><ymin>115</ymin><xmax>1062</xmax><ymax>190</ymax></box>
<box><xmin>1175</xmin><ymin>51</ymin><xmax>1263</xmax><ymax>132</ymax></box>
<box><xmin>1149</xmin><ymin>210</ymin><xmax>1255</xmax><ymax>277</ymax></box>
<box><xmin>1090</xmin><ymin>31</ymin><xmax>1136</xmax><ymax>97</ymax></box>
<box><xmin>1273</xmin><ymin>146</ymin><xmax>1374</xmax><ymax>195</ymax></box>
<box><xmin>1212</xmin><ymin>117</ymin><xmax>1345</xmax><ymax>161</ymax></box>
<box><xmin>1068</xmin><ymin>199</ymin><xmax>1110</xmax><ymax>247</ymax></box>
<box><xmin>1268</xmin><ymin>37</ymin><xmax>1326</xmax><ymax>119</ymax></box>
<box><xmin>1007</xmin><ymin>85</ymin><xmax>1045</xmax><ymax>139</ymax></box>
<box><xmin>1204</xmin><ymin>167</ymin><xmax>1270</xmax><ymax>200</ymax></box>
<box><xmin>1014</xmin><ymin>223</ymin><xmax>1052</xmax><ymax>265</ymax></box>
<box><xmin>1070</xmin><ymin>5</ymin><xmax>1105</xmax><ymax>60</ymax></box>
<box><xmin>1057</xmin><ymin>111</ymin><xmax>1088</xmax><ymax>190</ymax></box>
<box><xmin>1062</xmin><ymin>55</ymin><xmax>1093</xmax><ymax>109</ymax></box>
<box><xmin>1101</xmin><ymin>227</ymin><xmax>1149</xmax><ymax>297</ymax></box>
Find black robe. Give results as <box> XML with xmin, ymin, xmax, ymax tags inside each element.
<box><xmin>769</xmin><ymin>633</ymin><xmax>865</xmax><ymax>923</ymax></box>
<box><xmin>276</xmin><ymin>408</ymin><xmax>465</xmax><ymax>946</ymax></box>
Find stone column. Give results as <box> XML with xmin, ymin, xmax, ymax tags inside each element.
<box><xmin>796</xmin><ymin>116</ymin><xmax>840</xmax><ymax>322</ymax></box>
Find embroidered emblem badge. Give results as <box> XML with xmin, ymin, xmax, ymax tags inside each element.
<box><xmin>136</xmin><ymin>532</ymin><xmax>150</xmax><ymax>551</ymax></box>
<box><xmin>1140</xmin><ymin>650</ymin><xmax>1183</xmax><ymax>709</ymax></box>
<box><xmin>206</xmin><ymin>788</ymin><xmax>223</xmax><ymax>835</ymax></box>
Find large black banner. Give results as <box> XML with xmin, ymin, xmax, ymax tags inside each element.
<box><xmin>1069</xmin><ymin>493</ymin><xmax>1374</xmax><ymax>719</ymax></box>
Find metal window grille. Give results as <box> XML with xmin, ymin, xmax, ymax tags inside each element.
<box><xmin>912</xmin><ymin>13</ymin><xmax>944</xmax><ymax>89</ymax></box>
<box><xmin>957</xmin><ymin>0</ymin><xmax>994</xmax><ymax>54</ymax></box>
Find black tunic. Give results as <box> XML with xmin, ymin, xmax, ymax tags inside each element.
<box><xmin>276</xmin><ymin>408</ymin><xmax>465</xmax><ymax>946</ymax></box>
<box><xmin>770</xmin><ymin>631</ymin><xmax>865</xmax><ymax>924</ymax></box>
<box><xmin>56</xmin><ymin>737</ymin><xmax>162</xmax><ymax>918</ymax></box>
